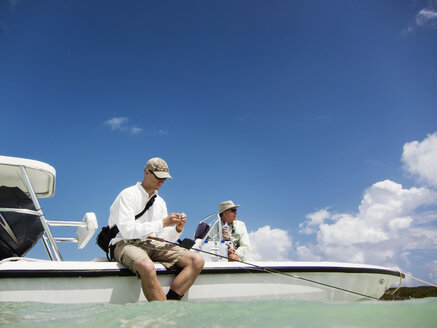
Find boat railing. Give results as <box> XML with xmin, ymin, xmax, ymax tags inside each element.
<box><xmin>46</xmin><ymin>214</ymin><xmax>98</xmax><ymax>249</ymax></box>
<box><xmin>0</xmin><ymin>208</ymin><xmax>43</xmax><ymax>216</ymax></box>
<box><xmin>1</xmin><ymin>204</ymin><xmax>97</xmax><ymax>262</ymax></box>
<box><xmin>194</xmin><ymin>212</ymin><xmax>224</xmax><ymax>244</ymax></box>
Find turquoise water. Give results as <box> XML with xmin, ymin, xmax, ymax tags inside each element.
<box><xmin>1</xmin><ymin>298</ymin><xmax>436</xmax><ymax>328</ymax></box>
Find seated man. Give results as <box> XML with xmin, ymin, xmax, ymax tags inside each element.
<box><xmin>108</xmin><ymin>157</ymin><xmax>204</xmax><ymax>301</ymax></box>
<box><xmin>219</xmin><ymin>200</ymin><xmax>251</xmax><ymax>261</ymax></box>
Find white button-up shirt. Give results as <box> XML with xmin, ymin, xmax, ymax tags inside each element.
<box><xmin>108</xmin><ymin>182</ymin><xmax>181</xmax><ymax>245</ymax></box>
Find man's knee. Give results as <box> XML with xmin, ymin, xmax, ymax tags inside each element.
<box><xmin>182</xmin><ymin>252</ymin><xmax>204</xmax><ymax>271</ymax></box>
<box><xmin>136</xmin><ymin>259</ymin><xmax>157</xmax><ymax>279</ymax></box>
<box><xmin>193</xmin><ymin>253</ymin><xmax>205</xmax><ymax>271</ymax></box>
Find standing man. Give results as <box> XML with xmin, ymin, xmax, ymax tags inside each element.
<box><xmin>219</xmin><ymin>200</ymin><xmax>251</xmax><ymax>261</ymax></box>
<box><xmin>108</xmin><ymin>157</ymin><xmax>204</xmax><ymax>301</ymax></box>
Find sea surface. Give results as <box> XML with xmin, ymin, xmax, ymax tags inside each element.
<box><xmin>1</xmin><ymin>298</ymin><xmax>436</xmax><ymax>328</ymax></box>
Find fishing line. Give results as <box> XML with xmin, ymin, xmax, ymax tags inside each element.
<box><xmin>2</xmin><ymin>240</ymin><xmax>399</xmax><ymax>301</ymax></box>
<box><xmin>151</xmin><ymin>238</ymin><xmax>393</xmax><ymax>301</ymax></box>
<box><xmin>402</xmin><ymin>272</ymin><xmax>437</xmax><ymax>288</ymax></box>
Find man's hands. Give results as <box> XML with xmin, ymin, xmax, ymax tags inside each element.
<box><xmin>163</xmin><ymin>213</ymin><xmax>187</xmax><ymax>233</ymax></box>
<box><xmin>175</xmin><ymin>213</ymin><xmax>186</xmax><ymax>232</ymax></box>
<box><xmin>228</xmin><ymin>248</ymin><xmax>240</xmax><ymax>261</ymax></box>
<box><xmin>222</xmin><ymin>227</ymin><xmax>230</xmax><ymax>240</ymax></box>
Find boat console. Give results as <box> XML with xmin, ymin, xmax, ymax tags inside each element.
<box><xmin>193</xmin><ymin>213</ymin><xmax>228</xmax><ymax>262</ymax></box>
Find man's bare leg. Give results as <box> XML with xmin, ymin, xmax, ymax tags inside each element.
<box><xmin>136</xmin><ymin>258</ymin><xmax>166</xmax><ymax>301</ymax></box>
<box><xmin>169</xmin><ymin>252</ymin><xmax>204</xmax><ymax>297</ymax></box>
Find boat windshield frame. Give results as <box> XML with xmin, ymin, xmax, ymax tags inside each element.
<box><xmin>196</xmin><ymin>213</ymin><xmax>224</xmax><ymax>244</ymax></box>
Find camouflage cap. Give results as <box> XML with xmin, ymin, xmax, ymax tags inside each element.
<box><xmin>219</xmin><ymin>200</ymin><xmax>240</xmax><ymax>214</ymax></box>
<box><xmin>145</xmin><ymin>157</ymin><xmax>172</xmax><ymax>180</ymax></box>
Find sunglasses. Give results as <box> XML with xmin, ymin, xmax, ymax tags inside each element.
<box><xmin>149</xmin><ymin>170</ymin><xmax>166</xmax><ymax>182</ymax></box>
<box><xmin>230</xmin><ymin>208</ymin><xmax>237</xmax><ymax>213</ymax></box>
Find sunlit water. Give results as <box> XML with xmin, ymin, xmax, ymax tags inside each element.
<box><xmin>1</xmin><ymin>298</ymin><xmax>436</xmax><ymax>328</ymax></box>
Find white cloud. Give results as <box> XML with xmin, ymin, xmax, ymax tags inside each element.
<box><xmin>416</xmin><ymin>9</ymin><xmax>437</xmax><ymax>26</ymax></box>
<box><xmin>104</xmin><ymin>117</ymin><xmax>172</xmax><ymax>136</ymax></box>
<box><xmin>105</xmin><ymin>117</ymin><xmax>128</xmax><ymax>130</ymax></box>
<box><xmin>296</xmin><ymin>178</ymin><xmax>437</xmax><ymax>268</ymax></box>
<box><xmin>156</xmin><ymin>129</ymin><xmax>169</xmax><ymax>136</ymax></box>
<box><xmin>401</xmin><ymin>4</ymin><xmax>437</xmax><ymax>36</ymax></box>
<box><xmin>358</xmin><ymin>180</ymin><xmax>436</xmax><ymax>225</ymax></box>
<box><xmin>402</xmin><ymin>132</ymin><xmax>437</xmax><ymax>188</ymax></box>
<box><xmin>104</xmin><ymin>117</ymin><xmax>144</xmax><ymax>135</ymax></box>
<box><xmin>245</xmin><ymin>133</ymin><xmax>437</xmax><ymax>285</ymax></box>
<box><xmin>246</xmin><ymin>226</ymin><xmax>292</xmax><ymax>261</ymax></box>
<box><xmin>130</xmin><ymin>127</ymin><xmax>143</xmax><ymax>135</ymax></box>
<box><xmin>296</xmin><ymin>245</ymin><xmax>321</xmax><ymax>261</ymax></box>
<box><xmin>299</xmin><ymin>208</ymin><xmax>342</xmax><ymax>235</ymax></box>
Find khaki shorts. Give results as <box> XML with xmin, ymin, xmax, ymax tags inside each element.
<box><xmin>113</xmin><ymin>239</ymin><xmax>189</xmax><ymax>274</ymax></box>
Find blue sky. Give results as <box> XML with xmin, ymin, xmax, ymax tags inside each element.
<box><xmin>1</xmin><ymin>0</ymin><xmax>437</xmax><ymax>286</ymax></box>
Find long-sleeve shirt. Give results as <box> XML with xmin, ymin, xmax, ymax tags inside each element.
<box><xmin>229</xmin><ymin>220</ymin><xmax>251</xmax><ymax>260</ymax></box>
<box><xmin>108</xmin><ymin>182</ymin><xmax>181</xmax><ymax>245</ymax></box>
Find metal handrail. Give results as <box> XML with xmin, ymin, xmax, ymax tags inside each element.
<box><xmin>199</xmin><ymin>213</ymin><xmax>218</xmax><ymax>223</ymax></box>
<box><xmin>198</xmin><ymin>213</ymin><xmax>223</xmax><ymax>243</ymax></box>
<box><xmin>54</xmin><ymin>237</ymin><xmax>78</xmax><ymax>243</ymax></box>
<box><xmin>19</xmin><ymin>165</ymin><xmax>63</xmax><ymax>261</ymax></box>
<box><xmin>1</xmin><ymin>203</ymin><xmax>93</xmax><ymax>252</ymax></box>
<box><xmin>46</xmin><ymin>220</ymin><xmax>86</xmax><ymax>228</ymax></box>
<box><xmin>0</xmin><ymin>208</ymin><xmax>43</xmax><ymax>216</ymax></box>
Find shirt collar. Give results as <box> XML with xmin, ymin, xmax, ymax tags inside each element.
<box><xmin>136</xmin><ymin>182</ymin><xmax>158</xmax><ymax>200</ymax></box>
<box><xmin>221</xmin><ymin>219</ymin><xmax>235</xmax><ymax>227</ymax></box>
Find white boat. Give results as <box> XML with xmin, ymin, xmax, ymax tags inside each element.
<box><xmin>0</xmin><ymin>156</ymin><xmax>403</xmax><ymax>304</ymax></box>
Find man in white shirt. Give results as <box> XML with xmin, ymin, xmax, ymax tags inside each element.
<box><xmin>108</xmin><ymin>157</ymin><xmax>204</xmax><ymax>301</ymax></box>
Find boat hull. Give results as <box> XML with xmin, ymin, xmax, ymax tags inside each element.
<box><xmin>0</xmin><ymin>259</ymin><xmax>402</xmax><ymax>304</ymax></box>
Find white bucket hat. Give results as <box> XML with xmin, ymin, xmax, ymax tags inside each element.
<box><xmin>219</xmin><ymin>200</ymin><xmax>240</xmax><ymax>214</ymax></box>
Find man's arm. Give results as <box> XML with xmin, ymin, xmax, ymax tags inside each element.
<box><xmin>112</xmin><ymin>193</ymin><xmax>163</xmax><ymax>239</ymax></box>
<box><xmin>157</xmin><ymin>201</ymin><xmax>185</xmax><ymax>242</ymax></box>
<box><xmin>235</xmin><ymin>221</ymin><xmax>251</xmax><ymax>260</ymax></box>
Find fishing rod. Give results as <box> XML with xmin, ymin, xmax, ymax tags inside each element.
<box><xmin>166</xmin><ymin>238</ymin><xmax>388</xmax><ymax>301</ymax></box>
